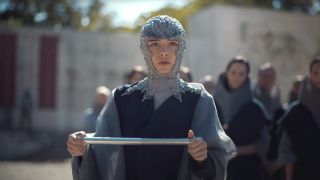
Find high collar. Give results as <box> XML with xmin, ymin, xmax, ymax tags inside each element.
<box><xmin>214</xmin><ymin>73</ymin><xmax>252</xmax><ymax>123</ymax></box>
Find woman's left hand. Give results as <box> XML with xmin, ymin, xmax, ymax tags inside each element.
<box><xmin>187</xmin><ymin>130</ymin><xmax>208</xmax><ymax>163</ymax></box>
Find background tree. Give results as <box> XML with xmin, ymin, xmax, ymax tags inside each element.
<box><xmin>83</xmin><ymin>0</ymin><xmax>112</xmax><ymax>31</ymax></box>
<box><xmin>1</xmin><ymin>0</ymin><xmax>318</xmax><ymax>32</ymax></box>
<box><xmin>0</xmin><ymin>0</ymin><xmax>112</xmax><ymax>31</ymax></box>
<box><xmin>281</xmin><ymin>0</ymin><xmax>314</xmax><ymax>12</ymax></box>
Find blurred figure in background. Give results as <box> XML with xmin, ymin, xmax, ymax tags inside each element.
<box><xmin>84</xmin><ymin>86</ymin><xmax>110</xmax><ymax>133</ymax></box>
<box><xmin>214</xmin><ymin>56</ymin><xmax>269</xmax><ymax>180</ymax></box>
<box><xmin>253</xmin><ymin>62</ymin><xmax>282</xmax><ymax>120</ymax></box>
<box><xmin>253</xmin><ymin>63</ymin><xmax>285</xmax><ymax>180</ymax></box>
<box><xmin>125</xmin><ymin>65</ymin><xmax>147</xmax><ymax>84</ymax></box>
<box><xmin>287</xmin><ymin>75</ymin><xmax>304</xmax><ymax>104</ymax></box>
<box><xmin>179</xmin><ymin>65</ymin><xmax>193</xmax><ymax>82</ymax></box>
<box><xmin>277</xmin><ymin>56</ymin><xmax>320</xmax><ymax>180</ymax></box>
<box><xmin>267</xmin><ymin>75</ymin><xmax>303</xmax><ymax>179</ymax></box>
<box><xmin>199</xmin><ymin>75</ymin><xmax>215</xmax><ymax>95</ymax></box>
<box><xmin>19</xmin><ymin>90</ymin><xmax>33</xmax><ymax>133</ymax></box>
<box><xmin>199</xmin><ymin>74</ymin><xmax>225</xmax><ymax>125</ymax></box>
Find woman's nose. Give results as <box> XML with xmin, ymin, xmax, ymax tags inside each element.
<box><xmin>159</xmin><ymin>50</ymin><xmax>168</xmax><ymax>57</ymax></box>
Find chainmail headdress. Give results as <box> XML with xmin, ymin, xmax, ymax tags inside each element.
<box><xmin>123</xmin><ymin>15</ymin><xmax>189</xmax><ymax>101</ymax></box>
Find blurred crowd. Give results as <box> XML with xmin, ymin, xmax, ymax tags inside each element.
<box><xmin>84</xmin><ymin>55</ymin><xmax>320</xmax><ymax>180</ymax></box>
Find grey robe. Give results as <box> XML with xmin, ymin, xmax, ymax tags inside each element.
<box><xmin>72</xmin><ymin>83</ymin><xmax>236</xmax><ymax>180</ymax></box>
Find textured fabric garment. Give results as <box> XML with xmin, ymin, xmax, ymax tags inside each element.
<box><xmin>72</xmin><ymin>83</ymin><xmax>236</xmax><ymax>180</ymax></box>
<box><xmin>227</xmin><ymin>155</ymin><xmax>264</xmax><ymax>180</ymax></box>
<box><xmin>252</xmin><ymin>84</ymin><xmax>282</xmax><ymax>118</ymax></box>
<box><xmin>153</xmin><ymin>76</ymin><xmax>174</xmax><ymax>110</ymax></box>
<box><xmin>224</xmin><ymin>99</ymin><xmax>268</xmax><ymax>180</ymax></box>
<box><xmin>214</xmin><ymin>73</ymin><xmax>252</xmax><ymax>124</ymax></box>
<box><xmin>266</xmin><ymin>107</ymin><xmax>285</xmax><ymax>161</ymax></box>
<box><xmin>299</xmin><ymin>77</ymin><xmax>320</xmax><ymax>128</ymax></box>
<box><xmin>115</xmin><ymin>84</ymin><xmax>199</xmax><ymax>180</ymax></box>
<box><xmin>225</xmin><ymin>99</ymin><xmax>268</xmax><ymax>146</ymax></box>
<box><xmin>278</xmin><ymin>102</ymin><xmax>320</xmax><ymax>180</ymax></box>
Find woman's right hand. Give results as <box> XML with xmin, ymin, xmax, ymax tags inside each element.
<box><xmin>67</xmin><ymin>131</ymin><xmax>87</xmax><ymax>156</ymax></box>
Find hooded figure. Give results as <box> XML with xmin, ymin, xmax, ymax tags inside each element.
<box><xmin>277</xmin><ymin>76</ymin><xmax>320</xmax><ymax>180</ymax></box>
<box><xmin>252</xmin><ymin>62</ymin><xmax>282</xmax><ymax>120</ymax></box>
<box><xmin>123</xmin><ymin>15</ymin><xmax>189</xmax><ymax>107</ymax></box>
<box><xmin>213</xmin><ymin>57</ymin><xmax>269</xmax><ymax>180</ymax></box>
<box><xmin>70</xmin><ymin>15</ymin><xmax>236</xmax><ymax>180</ymax></box>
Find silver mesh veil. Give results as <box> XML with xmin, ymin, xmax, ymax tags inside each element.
<box><xmin>123</xmin><ymin>15</ymin><xmax>187</xmax><ymax>101</ymax></box>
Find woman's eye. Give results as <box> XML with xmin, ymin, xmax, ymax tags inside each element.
<box><xmin>148</xmin><ymin>42</ymin><xmax>158</xmax><ymax>47</ymax></box>
<box><xmin>169</xmin><ymin>42</ymin><xmax>178</xmax><ymax>46</ymax></box>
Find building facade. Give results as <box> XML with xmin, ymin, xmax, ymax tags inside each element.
<box><xmin>0</xmin><ymin>27</ymin><xmax>144</xmax><ymax>132</ymax></box>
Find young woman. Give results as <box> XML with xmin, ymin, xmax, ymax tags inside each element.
<box><xmin>278</xmin><ymin>56</ymin><xmax>320</xmax><ymax>180</ymax></box>
<box><xmin>214</xmin><ymin>56</ymin><xmax>269</xmax><ymax>180</ymax></box>
<box><xmin>67</xmin><ymin>15</ymin><xmax>236</xmax><ymax>180</ymax></box>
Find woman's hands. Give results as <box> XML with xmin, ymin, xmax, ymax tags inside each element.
<box><xmin>187</xmin><ymin>130</ymin><xmax>208</xmax><ymax>163</ymax></box>
<box><xmin>67</xmin><ymin>129</ymin><xmax>209</xmax><ymax>161</ymax></box>
<box><xmin>67</xmin><ymin>131</ymin><xmax>87</xmax><ymax>156</ymax></box>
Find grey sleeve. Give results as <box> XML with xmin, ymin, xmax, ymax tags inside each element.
<box><xmin>71</xmin><ymin>89</ymin><xmax>123</xmax><ymax>180</ymax></box>
<box><xmin>277</xmin><ymin>131</ymin><xmax>297</xmax><ymax>165</ymax></box>
<box><xmin>95</xmin><ymin>89</ymin><xmax>121</xmax><ymax>137</ymax></box>
<box><xmin>191</xmin><ymin>84</ymin><xmax>237</xmax><ymax>180</ymax></box>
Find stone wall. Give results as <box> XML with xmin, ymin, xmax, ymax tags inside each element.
<box><xmin>185</xmin><ymin>5</ymin><xmax>320</xmax><ymax>102</ymax></box>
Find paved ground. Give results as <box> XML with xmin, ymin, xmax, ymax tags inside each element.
<box><xmin>0</xmin><ymin>160</ymin><xmax>73</xmax><ymax>180</ymax></box>
<box><xmin>0</xmin><ymin>131</ymin><xmax>74</xmax><ymax>180</ymax></box>
<box><xmin>0</xmin><ymin>131</ymin><xmax>71</xmax><ymax>160</ymax></box>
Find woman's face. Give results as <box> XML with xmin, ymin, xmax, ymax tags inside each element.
<box><xmin>226</xmin><ymin>63</ymin><xmax>248</xmax><ymax>90</ymax></box>
<box><xmin>147</xmin><ymin>38</ymin><xmax>178</xmax><ymax>74</ymax></box>
<box><xmin>309</xmin><ymin>63</ymin><xmax>320</xmax><ymax>90</ymax></box>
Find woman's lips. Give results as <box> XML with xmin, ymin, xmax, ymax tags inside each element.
<box><xmin>159</xmin><ymin>62</ymin><xmax>170</xmax><ymax>65</ymax></box>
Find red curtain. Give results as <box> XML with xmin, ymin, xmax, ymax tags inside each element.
<box><xmin>0</xmin><ymin>34</ymin><xmax>16</xmax><ymax>108</ymax></box>
<box><xmin>38</xmin><ymin>36</ymin><xmax>59</xmax><ymax>108</ymax></box>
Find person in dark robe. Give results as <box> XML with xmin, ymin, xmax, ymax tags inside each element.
<box><xmin>252</xmin><ymin>62</ymin><xmax>282</xmax><ymax>121</ymax></box>
<box><xmin>66</xmin><ymin>15</ymin><xmax>236</xmax><ymax>180</ymax></box>
<box><xmin>20</xmin><ymin>90</ymin><xmax>33</xmax><ymax>133</ymax></box>
<box><xmin>277</xmin><ymin>56</ymin><xmax>320</xmax><ymax>180</ymax></box>
<box><xmin>287</xmin><ymin>74</ymin><xmax>304</xmax><ymax>104</ymax></box>
<box><xmin>253</xmin><ymin>63</ymin><xmax>286</xmax><ymax>180</ymax></box>
<box><xmin>214</xmin><ymin>56</ymin><xmax>269</xmax><ymax>180</ymax></box>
